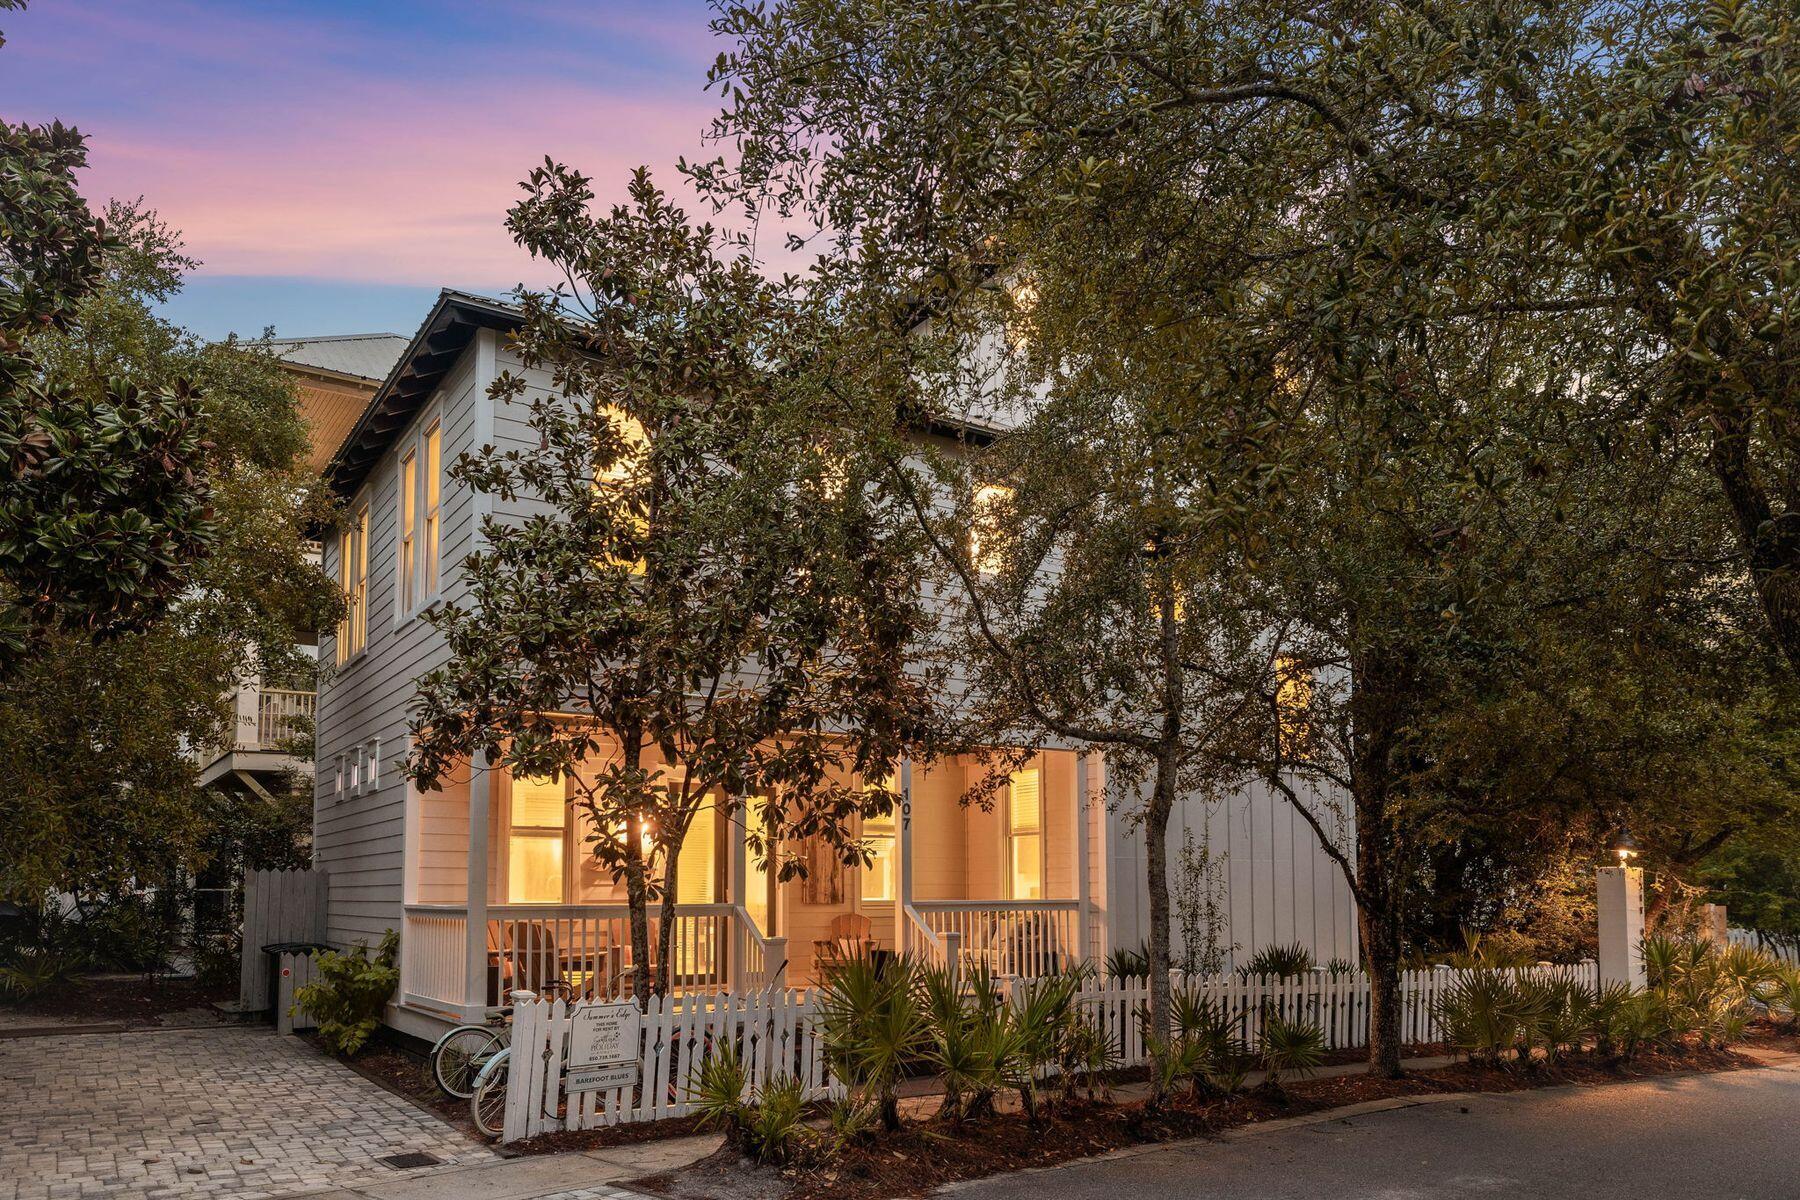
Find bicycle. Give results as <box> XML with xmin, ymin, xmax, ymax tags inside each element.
<box><xmin>429</xmin><ymin>980</ymin><xmax>573</xmax><ymax>1100</ymax></box>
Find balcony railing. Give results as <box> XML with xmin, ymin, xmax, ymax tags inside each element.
<box><xmin>255</xmin><ymin>687</ymin><xmax>316</xmax><ymax>750</ymax></box>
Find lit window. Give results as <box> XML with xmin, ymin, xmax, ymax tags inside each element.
<box><xmin>336</xmin><ymin>505</ymin><xmax>368</xmax><ymax>662</ymax></box>
<box><xmin>423</xmin><ymin>422</ymin><xmax>441</xmax><ymax>596</ymax></box>
<box><xmin>1006</xmin><ymin>277</ymin><xmax>1038</xmax><ymax>351</ymax></box>
<box><xmin>508</xmin><ymin>775</ymin><xmax>566</xmax><ymax>904</ymax></box>
<box><xmin>1275</xmin><ymin>656</ymin><xmax>1312</xmax><ymax>757</ymax></box>
<box><xmin>971</xmin><ymin>483</ymin><xmax>1014</xmax><ymax>575</ymax></box>
<box><xmin>861</xmin><ymin>804</ymin><xmax>897</xmax><ymax>903</ymax></box>
<box><xmin>594</xmin><ymin>407</ymin><xmax>649</xmax><ymax>573</ymax></box>
<box><xmin>398</xmin><ymin>448</ymin><xmax>417</xmax><ymax>613</ymax></box>
<box><xmin>1007</xmin><ymin>766</ymin><xmax>1042</xmax><ymax>900</ymax></box>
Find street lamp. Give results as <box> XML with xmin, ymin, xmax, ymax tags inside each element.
<box><xmin>1610</xmin><ymin>829</ymin><xmax>1640</xmax><ymax>866</ymax></box>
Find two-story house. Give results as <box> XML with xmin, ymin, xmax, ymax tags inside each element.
<box><xmin>311</xmin><ymin>290</ymin><xmax>1356</xmax><ymax>1041</ymax></box>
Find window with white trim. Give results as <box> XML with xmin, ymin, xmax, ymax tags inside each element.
<box><xmin>397</xmin><ymin>417</ymin><xmax>443</xmax><ymax>618</ymax></box>
<box><xmin>397</xmin><ymin>446</ymin><xmax>418</xmax><ymax>613</ymax></box>
<box><xmin>422</xmin><ymin>421</ymin><xmax>441</xmax><ymax>596</ymax></box>
<box><xmin>336</xmin><ymin>504</ymin><xmax>368</xmax><ymax>662</ymax></box>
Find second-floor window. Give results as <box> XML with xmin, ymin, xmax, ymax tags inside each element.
<box><xmin>336</xmin><ymin>505</ymin><xmax>368</xmax><ymax>662</ymax></box>
<box><xmin>398</xmin><ymin>419</ymin><xmax>442</xmax><ymax>617</ymax></box>
<box><xmin>971</xmin><ymin>483</ymin><xmax>1013</xmax><ymax>576</ymax></box>
<box><xmin>398</xmin><ymin>447</ymin><xmax>418</xmax><ymax>612</ymax></box>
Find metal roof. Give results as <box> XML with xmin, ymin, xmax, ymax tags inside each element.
<box><xmin>266</xmin><ymin>332</ymin><xmax>410</xmax><ymax>383</ymax></box>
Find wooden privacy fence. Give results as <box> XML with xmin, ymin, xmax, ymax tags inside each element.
<box><xmin>503</xmin><ymin>988</ymin><xmax>840</xmax><ymax>1143</ymax></box>
<box><xmin>237</xmin><ymin>867</ymin><xmax>328</xmax><ymax>1012</ymax></box>
<box><xmin>1080</xmin><ymin>961</ymin><xmax>1601</xmax><ymax>1065</ymax></box>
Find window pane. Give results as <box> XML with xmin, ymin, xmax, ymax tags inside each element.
<box><xmin>1010</xmin><ymin>833</ymin><xmax>1042</xmax><ymax>900</ymax></box>
<box><xmin>861</xmin><ymin>835</ymin><xmax>895</xmax><ymax>902</ymax></box>
<box><xmin>512</xmin><ymin>775</ymin><xmax>564</xmax><ymax>828</ymax></box>
<box><xmin>1008</xmin><ymin>768</ymin><xmax>1041</xmax><ymax>834</ymax></box>
<box><xmin>676</xmin><ymin>801</ymin><xmax>716</xmax><ymax>904</ymax></box>
<box><xmin>508</xmin><ymin>832</ymin><xmax>564</xmax><ymax>903</ymax></box>
<box><xmin>971</xmin><ymin>484</ymin><xmax>1014</xmax><ymax>575</ymax></box>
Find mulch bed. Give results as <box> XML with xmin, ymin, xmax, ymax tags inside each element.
<box><xmin>629</xmin><ymin>1025</ymin><xmax>1800</xmax><ymax>1200</ymax></box>
<box><xmin>0</xmin><ymin>976</ymin><xmax>233</xmax><ymax>1031</ymax></box>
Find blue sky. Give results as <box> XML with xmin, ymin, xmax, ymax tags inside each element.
<box><xmin>0</xmin><ymin>1</ymin><xmax>738</xmax><ymax>340</ymax></box>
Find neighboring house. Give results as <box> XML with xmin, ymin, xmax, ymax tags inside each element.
<box><xmin>194</xmin><ymin>333</ymin><xmax>408</xmax><ymax>800</ymax></box>
<box><xmin>311</xmin><ymin>290</ymin><xmax>1355</xmax><ymax>1040</ymax></box>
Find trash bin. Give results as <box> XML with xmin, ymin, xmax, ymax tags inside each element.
<box><xmin>262</xmin><ymin>940</ymin><xmax>332</xmax><ymax>1022</ymax></box>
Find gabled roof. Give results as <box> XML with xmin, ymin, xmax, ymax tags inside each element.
<box><xmin>266</xmin><ymin>332</ymin><xmax>410</xmax><ymax>384</ymax></box>
<box><xmin>324</xmin><ymin>290</ymin><xmax>522</xmax><ymax>498</ymax></box>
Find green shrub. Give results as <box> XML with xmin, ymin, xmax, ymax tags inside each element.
<box><xmin>689</xmin><ymin>1045</ymin><xmax>813</xmax><ymax>1165</ymax></box>
<box><xmin>1434</xmin><ymin>970</ymin><xmax>1523</xmax><ymax>1066</ymax></box>
<box><xmin>1241</xmin><ymin>943</ymin><xmax>1315</xmax><ymax>981</ymax></box>
<box><xmin>293</xmin><ymin>931</ymin><xmax>398</xmax><ymax>1057</ymax></box>
<box><xmin>1106</xmin><ymin>942</ymin><xmax>1149</xmax><ymax>980</ymax></box>
<box><xmin>1767</xmin><ymin>966</ymin><xmax>1800</xmax><ymax>1032</ymax></box>
<box><xmin>0</xmin><ymin>946</ymin><xmax>85</xmax><ymax>1002</ymax></box>
<box><xmin>818</xmin><ymin>953</ymin><xmax>925</xmax><ymax>1131</ymax></box>
<box><xmin>1258</xmin><ymin>1013</ymin><xmax>1325</xmax><ymax>1092</ymax></box>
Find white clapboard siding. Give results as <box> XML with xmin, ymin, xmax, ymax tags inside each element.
<box><xmin>238</xmin><ymin>868</ymin><xmax>329</xmax><ymax>1011</ymax></box>
<box><xmin>502</xmin><ymin>988</ymin><xmax>842</xmax><ymax>1143</ymax></box>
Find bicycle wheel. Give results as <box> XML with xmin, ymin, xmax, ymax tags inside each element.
<box><xmin>432</xmin><ymin>1024</ymin><xmax>503</xmax><ymax>1100</ymax></box>
<box><xmin>470</xmin><ymin>1047</ymin><xmax>511</xmax><ymax>1139</ymax></box>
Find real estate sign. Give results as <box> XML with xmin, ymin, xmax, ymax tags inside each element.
<box><xmin>565</xmin><ymin>1001</ymin><xmax>641</xmax><ymax>1094</ymax></box>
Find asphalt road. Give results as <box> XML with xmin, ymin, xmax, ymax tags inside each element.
<box><xmin>945</xmin><ymin>1060</ymin><xmax>1800</xmax><ymax>1200</ymax></box>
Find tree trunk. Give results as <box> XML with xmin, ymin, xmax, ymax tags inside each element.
<box><xmin>620</xmin><ymin>728</ymin><xmax>654</xmax><ymax>1009</ymax></box>
<box><xmin>1359</xmin><ymin>885</ymin><xmax>1404</xmax><ymax>1079</ymax></box>
<box><xmin>1144</xmin><ymin>746</ymin><xmax>1178</xmax><ymax>1104</ymax></box>
<box><xmin>1709</xmin><ymin>414</ymin><xmax>1800</xmax><ymax>676</ymax></box>
<box><xmin>654</xmin><ymin>839</ymin><xmax>682</xmax><ymax>998</ymax></box>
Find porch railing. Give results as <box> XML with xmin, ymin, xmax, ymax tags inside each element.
<box><xmin>912</xmin><ymin>899</ymin><xmax>1080</xmax><ymax>978</ymax></box>
<box><xmin>401</xmin><ymin>902</ymin><xmax>782</xmax><ymax>1015</ymax></box>
<box><xmin>255</xmin><ymin>687</ymin><xmax>315</xmax><ymax>749</ymax></box>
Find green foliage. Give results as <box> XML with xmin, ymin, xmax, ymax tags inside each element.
<box><xmin>817</xmin><ymin>954</ymin><xmax>926</xmax><ymax>1131</ymax></box>
<box><xmin>1</xmin><ymin>93</ymin><xmax>218</xmax><ymax>670</ymax></box>
<box><xmin>688</xmin><ymin>1044</ymin><xmax>813</xmax><ymax>1165</ymax></box>
<box><xmin>1241</xmin><ymin>944</ymin><xmax>1315</xmax><ymax>981</ymax></box>
<box><xmin>1105</xmin><ymin>943</ymin><xmax>1149</xmax><ymax>981</ymax></box>
<box><xmin>690</xmin><ymin>1041</ymin><xmax>751</xmax><ymax>1147</ymax></box>
<box><xmin>1766</xmin><ymin>966</ymin><xmax>1800</xmax><ymax>1033</ymax></box>
<box><xmin>1258</xmin><ymin>1014</ymin><xmax>1325</xmax><ymax>1092</ymax></box>
<box><xmin>0</xmin><ymin>945</ymin><xmax>84</xmax><ymax>1002</ymax></box>
<box><xmin>294</xmin><ymin>932</ymin><xmax>399</xmax><ymax>1058</ymax></box>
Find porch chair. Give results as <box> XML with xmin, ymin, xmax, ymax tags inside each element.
<box><xmin>813</xmin><ymin>912</ymin><xmax>876</xmax><ymax>971</ymax></box>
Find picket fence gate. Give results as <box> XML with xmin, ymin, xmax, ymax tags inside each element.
<box><xmin>237</xmin><ymin>867</ymin><xmax>328</xmax><ymax>1012</ymax></box>
<box><xmin>503</xmin><ymin>987</ymin><xmax>841</xmax><ymax>1143</ymax></box>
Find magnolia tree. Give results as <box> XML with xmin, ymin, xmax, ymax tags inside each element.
<box><xmin>407</xmin><ymin>169</ymin><xmax>939</xmax><ymax>1003</ymax></box>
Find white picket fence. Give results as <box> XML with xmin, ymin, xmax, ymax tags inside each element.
<box><xmin>1076</xmin><ymin>961</ymin><xmax>1599</xmax><ymax>1066</ymax></box>
<box><xmin>1729</xmin><ymin>928</ymin><xmax>1800</xmax><ymax>968</ymax></box>
<box><xmin>503</xmin><ymin>987</ymin><xmax>840</xmax><ymax>1143</ymax></box>
<box><xmin>498</xmin><ymin>960</ymin><xmax>1599</xmax><ymax>1142</ymax></box>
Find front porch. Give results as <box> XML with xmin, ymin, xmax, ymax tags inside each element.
<box><xmin>397</xmin><ymin>749</ymin><xmax>1097</xmax><ymax>1020</ymax></box>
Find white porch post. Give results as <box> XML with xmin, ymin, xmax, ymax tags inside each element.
<box><xmin>1075</xmin><ymin>753</ymin><xmax>1092</xmax><ymax>965</ymax></box>
<box><xmin>730</xmin><ymin>795</ymin><xmax>749</xmax><ymax>988</ymax></box>
<box><xmin>1597</xmin><ymin>865</ymin><xmax>1645</xmax><ymax>990</ymax></box>
<box><xmin>464</xmin><ymin>751</ymin><xmax>492</xmax><ymax>1018</ymax></box>
<box><xmin>895</xmin><ymin>755</ymin><xmax>913</xmax><ymax>956</ymax></box>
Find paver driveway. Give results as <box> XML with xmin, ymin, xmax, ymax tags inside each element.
<box><xmin>0</xmin><ymin>1026</ymin><xmax>494</xmax><ymax>1200</ymax></box>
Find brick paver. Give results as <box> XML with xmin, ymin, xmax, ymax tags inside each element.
<box><xmin>0</xmin><ymin>1027</ymin><xmax>494</xmax><ymax>1200</ymax></box>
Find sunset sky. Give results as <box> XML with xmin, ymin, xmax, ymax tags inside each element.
<box><xmin>1</xmin><ymin>1</ymin><xmax>751</xmax><ymax>341</ymax></box>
